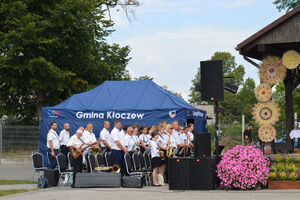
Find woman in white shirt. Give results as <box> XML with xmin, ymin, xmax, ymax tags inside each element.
<box><xmin>139</xmin><ymin>126</ymin><xmax>150</xmax><ymax>153</ymax></box>
<box><xmin>150</xmin><ymin>131</ymin><xmax>163</xmax><ymax>186</ymax></box>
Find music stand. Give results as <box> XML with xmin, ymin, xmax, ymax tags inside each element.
<box><xmin>213</xmin><ymin>145</ymin><xmax>224</xmax><ymax>155</ymax></box>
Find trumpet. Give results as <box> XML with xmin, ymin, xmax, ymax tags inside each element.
<box><xmin>94</xmin><ymin>164</ymin><xmax>120</xmax><ymax>173</ymax></box>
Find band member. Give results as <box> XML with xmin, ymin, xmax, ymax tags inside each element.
<box><xmin>47</xmin><ymin>122</ymin><xmax>60</xmax><ymax>169</ymax></box>
<box><xmin>172</xmin><ymin>121</ymin><xmax>180</xmax><ymax>141</ymax></box>
<box><xmin>139</xmin><ymin>126</ymin><xmax>150</xmax><ymax>153</ymax></box>
<box><xmin>67</xmin><ymin>129</ymin><xmax>85</xmax><ymax>172</ymax></box>
<box><xmin>132</xmin><ymin>126</ymin><xmax>140</xmax><ymax>152</ymax></box>
<box><xmin>100</xmin><ymin>121</ymin><xmax>112</xmax><ymax>153</ymax></box>
<box><xmin>111</xmin><ymin>120</ymin><xmax>126</xmax><ymax>176</ymax></box>
<box><xmin>156</xmin><ymin>124</ymin><xmax>168</xmax><ymax>184</ymax></box>
<box><xmin>184</xmin><ymin>126</ymin><xmax>193</xmax><ymax>154</ymax></box>
<box><xmin>187</xmin><ymin>123</ymin><xmax>195</xmax><ymax>142</ymax></box>
<box><xmin>59</xmin><ymin>123</ymin><xmax>70</xmax><ymax>162</ymax></box>
<box><xmin>82</xmin><ymin>122</ymin><xmax>99</xmax><ymax>154</ymax></box>
<box><xmin>176</xmin><ymin>126</ymin><xmax>188</xmax><ymax>156</ymax></box>
<box><xmin>244</xmin><ymin>123</ymin><xmax>254</xmax><ymax>145</ymax></box>
<box><xmin>150</xmin><ymin>131</ymin><xmax>163</xmax><ymax>186</ymax></box>
<box><xmin>124</xmin><ymin>126</ymin><xmax>135</xmax><ymax>157</ymax></box>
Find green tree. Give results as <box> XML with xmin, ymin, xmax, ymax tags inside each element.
<box><xmin>134</xmin><ymin>75</ymin><xmax>154</xmax><ymax>80</ymax></box>
<box><xmin>273</xmin><ymin>0</ymin><xmax>300</xmax><ymax>12</ymax></box>
<box><xmin>0</xmin><ymin>0</ymin><xmax>132</xmax><ymax>125</ymax></box>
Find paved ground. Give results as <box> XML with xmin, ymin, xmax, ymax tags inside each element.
<box><xmin>0</xmin><ymin>186</ymin><xmax>300</xmax><ymax>200</ymax></box>
<box><xmin>0</xmin><ymin>184</ymin><xmax>36</xmax><ymax>190</ymax></box>
<box><xmin>0</xmin><ymin>163</ymin><xmax>300</xmax><ymax>200</ymax></box>
<box><xmin>0</xmin><ymin>163</ymin><xmax>33</xmax><ymax>180</ymax></box>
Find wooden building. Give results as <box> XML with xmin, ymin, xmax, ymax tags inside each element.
<box><xmin>236</xmin><ymin>6</ymin><xmax>300</xmax><ymax>136</ymax></box>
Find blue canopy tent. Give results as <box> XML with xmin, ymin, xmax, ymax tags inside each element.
<box><xmin>40</xmin><ymin>80</ymin><xmax>207</xmax><ymax>164</ymax></box>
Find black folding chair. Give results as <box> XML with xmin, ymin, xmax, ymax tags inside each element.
<box><xmin>105</xmin><ymin>151</ymin><xmax>115</xmax><ymax>167</ymax></box>
<box><xmin>143</xmin><ymin>151</ymin><xmax>152</xmax><ymax>170</ymax></box>
<box><xmin>96</xmin><ymin>153</ymin><xmax>106</xmax><ymax>167</ymax></box>
<box><xmin>124</xmin><ymin>153</ymin><xmax>143</xmax><ymax>177</ymax></box>
<box><xmin>138</xmin><ymin>152</ymin><xmax>152</xmax><ymax>185</ymax></box>
<box><xmin>88</xmin><ymin>153</ymin><xmax>98</xmax><ymax>173</ymax></box>
<box><xmin>31</xmin><ymin>152</ymin><xmax>47</xmax><ymax>180</ymax></box>
<box><xmin>132</xmin><ymin>152</ymin><xmax>149</xmax><ymax>185</ymax></box>
<box><xmin>56</xmin><ymin>153</ymin><xmax>69</xmax><ymax>181</ymax></box>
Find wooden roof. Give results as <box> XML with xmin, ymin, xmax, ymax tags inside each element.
<box><xmin>236</xmin><ymin>6</ymin><xmax>300</xmax><ymax>60</ymax></box>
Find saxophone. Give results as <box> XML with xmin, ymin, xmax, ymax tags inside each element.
<box><xmin>166</xmin><ymin>135</ymin><xmax>174</xmax><ymax>158</ymax></box>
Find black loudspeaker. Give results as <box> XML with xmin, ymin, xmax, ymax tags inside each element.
<box><xmin>169</xmin><ymin>158</ymin><xmax>190</xmax><ymax>190</ymax></box>
<box><xmin>194</xmin><ymin>133</ymin><xmax>211</xmax><ymax>158</ymax></box>
<box><xmin>44</xmin><ymin>169</ymin><xmax>59</xmax><ymax>187</ymax></box>
<box><xmin>200</xmin><ymin>60</ymin><xmax>224</xmax><ymax>101</ymax></box>
<box><xmin>190</xmin><ymin>158</ymin><xmax>213</xmax><ymax>190</ymax></box>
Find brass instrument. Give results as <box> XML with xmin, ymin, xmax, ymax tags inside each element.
<box><xmin>94</xmin><ymin>164</ymin><xmax>120</xmax><ymax>173</ymax></box>
<box><xmin>166</xmin><ymin>134</ymin><xmax>174</xmax><ymax>158</ymax></box>
<box><xmin>159</xmin><ymin>150</ymin><xmax>165</xmax><ymax>160</ymax></box>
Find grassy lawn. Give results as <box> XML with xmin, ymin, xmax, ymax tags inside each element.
<box><xmin>0</xmin><ymin>189</ymin><xmax>37</xmax><ymax>197</ymax></box>
<box><xmin>0</xmin><ymin>180</ymin><xmax>36</xmax><ymax>185</ymax></box>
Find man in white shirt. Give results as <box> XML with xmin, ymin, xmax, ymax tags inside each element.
<box><xmin>82</xmin><ymin>122</ymin><xmax>98</xmax><ymax>154</ymax></box>
<box><xmin>67</xmin><ymin>129</ymin><xmax>85</xmax><ymax>172</ymax></box>
<box><xmin>172</xmin><ymin>121</ymin><xmax>180</xmax><ymax>142</ymax></box>
<box><xmin>47</xmin><ymin>122</ymin><xmax>60</xmax><ymax>169</ymax></box>
<box><xmin>176</xmin><ymin>126</ymin><xmax>188</xmax><ymax>157</ymax></box>
<box><xmin>124</xmin><ymin>126</ymin><xmax>135</xmax><ymax>157</ymax></box>
<box><xmin>59</xmin><ymin>123</ymin><xmax>70</xmax><ymax>161</ymax></box>
<box><xmin>99</xmin><ymin>121</ymin><xmax>112</xmax><ymax>152</ymax></box>
<box><xmin>111</xmin><ymin>120</ymin><xmax>126</xmax><ymax>175</ymax></box>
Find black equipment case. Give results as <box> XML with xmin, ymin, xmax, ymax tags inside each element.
<box><xmin>72</xmin><ymin>172</ymin><xmax>121</xmax><ymax>188</ymax></box>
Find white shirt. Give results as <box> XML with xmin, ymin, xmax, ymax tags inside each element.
<box><xmin>132</xmin><ymin>135</ymin><xmax>140</xmax><ymax>150</ymax></box>
<box><xmin>157</xmin><ymin>133</ymin><xmax>168</xmax><ymax>148</ymax></box>
<box><xmin>188</xmin><ymin>131</ymin><xmax>194</xmax><ymax>141</ymax></box>
<box><xmin>169</xmin><ymin>134</ymin><xmax>177</xmax><ymax>148</ymax></box>
<box><xmin>67</xmin><ymin>134</ymin><xmax>84</xmax><ymax>148</ymax></box>
<box><xmin>120</xmin><ymin>130</ymin><xmax>126</xmax><ymax>146</ymax></box>
<box><xmin>172</xmin><ymin>130</ymin><xmax>180</xmax><ymax>143</ymax></box>
<box><xmin>59</xmin><ymin>129</ymin><xmax>70</xmax><ymax>146</ymax></box>
<box><xmin>111</xmin><ymin>127</ymin><xmax>123</xmax><ymax>150</ymax></box>
<box><xmin>139</xmin><ymin>134</ymin><xmax>151</xmax><ymax>146</ymax></box>
<box><xmin>290</xmin><ymin>130</ymin><xmax>300</xmax><ymax>139</ymax></box>
<box><xmin>150</xmin><ymin>140</ymin><xmax>160</xmax><ymax>158</ymax></box>
<box><xmin>82</xmin><ymin>130</ymin><xmax>97</xmax><ymax>154</ymax></box>
<box><xmin>99</xmin><ymin>128</ymin><xmax>111</xmax><ymax>148</ymax></box>
<box><xmin>124</xmin><ymin>134</ymin><xmax>135</xmax><ymax>152</ymax></box>
<box><xmin>47</xmin><ymin>129</ymin><xmax>60</xmax><ymax>149</ymax></box>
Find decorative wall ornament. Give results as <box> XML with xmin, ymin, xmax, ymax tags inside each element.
<box><xmin>282</xmin><ymin>50</ymin><xmax>300</xmax><ymax>70</ymax></box>
<box><xmin>258</xmin><ymin>125</ymin><xmax>276</xmax><ymax>143</ymax></box>
<box><xmin>252</xmin><ymin>101</ymin><xmax>280</xmax><ymax>126</ymax></box>
<box><xmin>259</xmin><ymin>56</ymin><xmax>286</xmax><ymax>86</ymax></box>
<box><xmin>254</xmin><ymin>83</ymin><xmax>272</xmax><ymax>102</ymax></box>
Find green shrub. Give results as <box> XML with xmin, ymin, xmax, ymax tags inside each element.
<box><xmin>276</xmin><ymin>163</ymin><xmax>285</xmax><ymax>171</ymax></box>
<box><xmin>274</xmin><ymin>154</ymin><xmax>282</xmax><ymax>163</ymax></box>
<box><xmin>285</xmin><ymin>155</ymin><xmax>293</xmax><ymax>163</ymax></box>
<box><xmin>270</xmin><ymin>165</ymin><xmax>277</xmax><ymax>172</ymax></box>
<box><xmin>279</xmin><ymin>172</ymin><xmax>287</xmax><ymax>180</ymax></box>
<box><xmin>288</xmin><ymin>172</ymin><xmax>297</xmax><ymax>180</ymax></box>
<box><xmin>269</xmin><ymin>171</ymin><xmax>277</xmax><ymax>180</ymax></box>
<box><xmin>286</xmin><ymin>164</ymin><xmax>297</xmax><ymax>172</ymax></box>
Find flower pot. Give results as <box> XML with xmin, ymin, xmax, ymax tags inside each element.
<box><xmin>268</xmin><ymin>180</ymin><xmax>300</xmax><ymax>189</ymax></box>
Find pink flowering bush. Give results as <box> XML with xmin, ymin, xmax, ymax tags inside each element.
<box><xmin>217</xmin><ymin>145</ymin><xmax>270</xmax><ymax>190</ymax></box>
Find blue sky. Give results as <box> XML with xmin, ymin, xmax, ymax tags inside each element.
<box><xmin>107</xmin><ymin>0</ymin><xmax>283</xmax><ymax>101</ymax></box>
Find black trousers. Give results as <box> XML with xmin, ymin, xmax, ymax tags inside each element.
<box><xmin>70</xmin><ymin>154</ymin><xmax>83</xmax><ymax>173</ymax></box>
<box><xmin>60</xmin><ymin>145</ymin><xmax>69</xmax><ymax>163</ymax></box>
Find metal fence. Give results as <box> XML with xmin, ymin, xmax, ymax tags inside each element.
<box><xmin>0</xmin><ymin>124</ymin><xmax>39</xmax><ymax>155</ymax></box>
